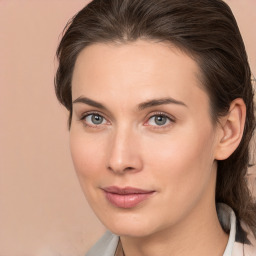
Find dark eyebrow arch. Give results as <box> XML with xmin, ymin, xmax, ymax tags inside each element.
<box><xmin>138</xmin><ymin>97</ymin><xmax>187</xmax><ymax>110</ymax></box>
<box><xmin>72</xmin><ymin>96</ymin><xmax>187</xmax><ymax>111</ymax></box>
<box><xmin>73</xmin><ymin>96</ymin><xmax>107</xmax><ymax>110</ymax></box>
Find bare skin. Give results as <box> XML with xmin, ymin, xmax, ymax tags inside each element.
<box><xmin>120</xmin><ymin>162</ymin><xmax>227</xmax><ymax>256</ymax></box>
<box><xmin>70</xmin><ymin>40</ymin><xmax>245</xmax><ymax>256</ymax></box>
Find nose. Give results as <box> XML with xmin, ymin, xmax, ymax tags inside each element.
<box><xmin>106</xmin><ymin>126</ymin><xmax>143</xmax><ymax>175</ymax></box>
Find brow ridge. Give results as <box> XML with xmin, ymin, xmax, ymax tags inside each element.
<box><xmin>73</xmin><ymin>96</ymin><xmax>107</xmax><ymax>110</ymax></box>
<box><xmin>138</xmin><ymin>97</ymin><xmax>187</xmax><ymax>110</ymax></box>
<box><xmin>72</xmin><ymin>96</ymin><xmax>187</xmax><ymax>111</ymax></box>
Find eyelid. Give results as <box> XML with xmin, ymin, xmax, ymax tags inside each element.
<box><xmin>80</xmin><ymin>111</ymin><xmax>110</xmax><ymax>127</ymax></box>
<box><xmin>78</xmin><ymin>110</ymin><xmax>175</xmax><ymax>129</ymax></box>
<box><xmin>144</xmin><ymin>111</ymin><xmax>176</xmax><ymax>128</ymax></box>
<box><xmin>80</xmin><ymin>110</ymin><xmax>104</xmax><ymax>120</ymax></box>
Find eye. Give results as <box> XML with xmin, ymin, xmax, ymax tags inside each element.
<box><xmin>82</xmin><ymin>113</ymin><xmax>108</xmax><ymax>126</ymax></box>
<box><xmin>146</xmin><ymin>114</ymin><xmax>174</xmax><ymax>127</ymax></box>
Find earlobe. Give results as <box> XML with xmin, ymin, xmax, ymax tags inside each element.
<box><xmin>214</xmin><ymin>98</ymin><xmax>246</xmax><ymax>160</ymax></box>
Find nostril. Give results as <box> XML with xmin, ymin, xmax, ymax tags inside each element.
<box><xmin>107</xmin><ymin>165</ymin><xmax>135</xmax><ymax>174</ymax></box>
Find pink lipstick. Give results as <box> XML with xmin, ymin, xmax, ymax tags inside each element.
<box><xmin>102</xmin><ymin>186</ymin><xmax>155</xmax><ymax>209</ymax></box>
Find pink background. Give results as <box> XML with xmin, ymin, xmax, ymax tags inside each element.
<box><xmin>0</xmin><ymin>1</ymin><xmax>255</xmax><ymax>255</ymax></box>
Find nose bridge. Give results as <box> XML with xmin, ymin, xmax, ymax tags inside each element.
<box><xmin>107</xmin><ymin>123</ymin><xmax>142</xmax><ymax>174</ymax></box>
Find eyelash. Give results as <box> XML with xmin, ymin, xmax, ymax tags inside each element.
<box><xmin>145</xmin><ymin>112</ymin><xmax>175</xmax><ymax>129</ymax></box>
<box><xmin>80</xmin><ymin>111</ymin><xmax>176</xmax><ymax>129</ymax></box>
<box><xmin>80</xmin><ymin>111</ymin><xmax>109</xmax><ymax>129</ymax></box>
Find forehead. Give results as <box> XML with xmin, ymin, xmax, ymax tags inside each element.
<box><xmin>71</xmin><ymin>40</ymin><xmax>209</xmax><ymax>112</ymax></box>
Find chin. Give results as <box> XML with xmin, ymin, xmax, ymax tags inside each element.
<box><xmin>110</xmin><ymin>225</ymin><xmax>155</xmax><ymax>238</ymax></box>
<box><xmin>101</xmin><ymin>213</ymin><xmax>161</xmax><ymax>238</ymax></box>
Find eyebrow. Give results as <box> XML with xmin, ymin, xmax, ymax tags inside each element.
<box><xmin>72</xmin><ymin>96</ymin><xmax>187</xmax><ymax>110</ymax></box>
<box><xmin>73</xmin><ymin>96</ymin><xmax>107</xmax><ymax>110</ymax></box>
<box><xmin>138</xmin><ymin>97</ymin><xmax>187</xmax><ymax>110</ymax></box>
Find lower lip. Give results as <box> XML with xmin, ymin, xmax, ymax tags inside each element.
<box><xmin>104</xmin><ymin>191</ymin><xmax>155</xmax><ymax>209</ymax></box>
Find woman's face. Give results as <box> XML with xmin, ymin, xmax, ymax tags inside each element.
<box><xmin>70</xmin><ymin>40</ymin><xmax>222</xmax><ymax>237</ymax></box>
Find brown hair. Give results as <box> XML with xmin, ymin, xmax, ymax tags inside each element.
<box><xmin>54</xmin><ymin>0</ymin><xmax>256</xmax><ymax>236</ymax></box>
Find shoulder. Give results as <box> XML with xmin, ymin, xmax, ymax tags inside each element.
<box><xmin>85</xmin><ymin>230</ymin><xmax>119</xmax><ymax>256</ymax></box>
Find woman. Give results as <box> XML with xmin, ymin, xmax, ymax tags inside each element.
<box><xmin>54</xmin><ymin>0</ymin><xmax>256</xmax><ymax>255</ymax></box>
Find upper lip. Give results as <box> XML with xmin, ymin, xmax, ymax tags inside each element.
<box><xmin>102</xmin><ymin>186</ymin><xmax>155</xmax><ymax>195</ymax></box>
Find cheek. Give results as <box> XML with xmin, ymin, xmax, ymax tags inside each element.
<box><xmin>143</xmin><ymin>123</ymin><xmax>216</xmax><ymax>192</ymax></box>
<box><xmin>69</xmin><ymin>131</ymin><xmax>106</xmax><ymax>180</ymax></box>
<box><xmin>138</xmin><ymin>126</ymin><xmax>217</xmax><ymax>227</ymax></box>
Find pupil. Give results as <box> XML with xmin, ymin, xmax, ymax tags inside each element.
<box><xmin>155</xmin><ymin>115</ymin><xmax>166</xmax><ymax>126</ymax></box>
<box><xmin>92</xmin><ymin>114</ymin><xmax>103</xmax><ymax>124</ymax></box>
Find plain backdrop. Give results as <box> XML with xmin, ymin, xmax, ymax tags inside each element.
<box><xmin>0</xmin><ymin>0</ymin><xmax>255</xmax><ymax>255</ymax></box>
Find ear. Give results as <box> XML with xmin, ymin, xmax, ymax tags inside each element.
<box><xmin>214</xmin><ymin>98</ymin><xmax>246</xmax><ymax>160</ymax></box>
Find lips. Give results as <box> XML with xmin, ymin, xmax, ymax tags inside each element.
<box><xmin>102</xmin><ymin>186</ymin><xmax>155</xmax><ymax>209</ymax></box>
